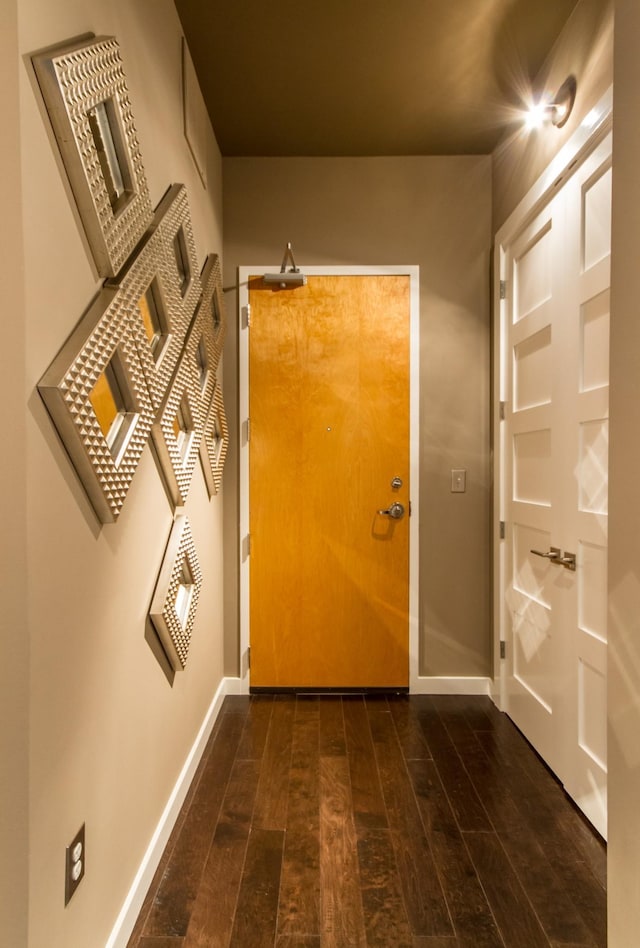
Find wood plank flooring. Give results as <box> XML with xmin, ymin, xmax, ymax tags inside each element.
<box><xmin>127</xmin><ymin>695</ymin><xmax>606</xmax><ymax>948</ymax></box>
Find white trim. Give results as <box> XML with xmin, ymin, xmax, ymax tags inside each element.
<box><xmin>238</xmin><ymin>265</ymin><xmax>420</xmax><ymax>693</ymax></box>
<box><xmin>106</xmin><ymin>676</ymin><xmax>234</xmax><ymax>948</ymax></box>
<box><xmin>492</xmin><ymin>86</ymin><xmax>613</xmax><ymax>711</ymax></box>
<box><xmin>412</xmin><ymin>676</ymin><xmax>491</xmax><ymax>696</ymax></box>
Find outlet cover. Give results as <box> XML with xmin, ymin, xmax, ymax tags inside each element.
<box><xmin>65</xmin><ymin>824</ymin><xmax>85</xmax><ymax>906</ymax></box>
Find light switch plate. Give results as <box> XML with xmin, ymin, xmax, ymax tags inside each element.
<box><xmin>451</xmin><ymin>469</ymin><xmax>466</xmax><ymax>493</ymax></box>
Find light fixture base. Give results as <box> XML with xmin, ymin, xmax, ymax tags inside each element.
<box><xmin>551</xmin><ymin>75</ymin><xmax>577</xmax><ymax>128</ymax></box>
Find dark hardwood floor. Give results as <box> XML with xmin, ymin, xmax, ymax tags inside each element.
<box><xmin>127</xmin><ymin>694</ymin><xmax>606</xmax><ymax>948</ymax></box>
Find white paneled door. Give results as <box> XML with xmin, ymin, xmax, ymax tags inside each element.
<box><xmin>499</xmin><ymin>133</ymin><xmax>611</xmax><ymax>838</ymax></box>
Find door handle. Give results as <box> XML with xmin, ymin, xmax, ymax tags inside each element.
<box><xmin>530</xmin><ymin>547</ymin><xmax>561</xmax><ymax>561</ymax></box>
<box><xmin>556</xmin><ymin>551</ymin><xmax>576</xmax><ymax>571</ymax></box>
<box><xmin>530</xmin><ymin>547</ymin><xmax>576</xmax><ymax>571</ymax></box>
<box><xmin>378</xmin><ymin>502</ymin><xmax>405</xmax><ymax>520</ymax></box>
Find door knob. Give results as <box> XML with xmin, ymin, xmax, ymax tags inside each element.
<box><xmin>378</xmin><ymin>502</ymin><xmax>405</xmax><ymax>520</ymax></box>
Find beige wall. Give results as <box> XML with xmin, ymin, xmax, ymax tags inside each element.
<box><xmin>492</xmin><ymin>0</ymin><xmax>613</xmax><ymax>231</ymax></box>
<box><xmin>608</xmin><ymin>3</ymin><xmax>640</xmax><ymax>943</ymax></box>
<box><xmin>0</xmin><ymin>5</ymin><xmax>29</xmax><ymax>945</ymax></box>
<box><xmin>13</xmin><ymin>1</ymin><xmax>225</xmax><ymax>945</ymax></box>
<box><xmin>223</xmin><ymin>156</ymin><xmax>493</xmax><ymax>679</ymax></box>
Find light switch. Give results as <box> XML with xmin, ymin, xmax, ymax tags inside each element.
<box><xmin>451</xmin><ymin>469</ymin><xmax>466</xmax><ymax>493</ymax></box>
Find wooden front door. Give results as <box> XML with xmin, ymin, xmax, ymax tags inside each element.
<box><xmin>247</xmin><ymin>273</ymin><xmax>411</xmax><ymax>688</ymax></box>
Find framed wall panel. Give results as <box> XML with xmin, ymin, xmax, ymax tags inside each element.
<box><xmin>32</xmin><ymin>34</ymin><xmax>153</xmax><ymax>277</ymax></box>
<box><xmin>38</xmin><ymin>286</ymin><xmax>154</xmax><ymax>522</ymax></box>
<box><xmin>149</xmin><ymin>515</ymin><xmax>202</xmax><ymax>670</ymax></box>
<box><xmin>200</xmin><ymin>382</ymin><xmax>229</xmax><ymax>497</ymax></box>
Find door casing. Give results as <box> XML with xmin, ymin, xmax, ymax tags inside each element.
<box><xmin>238</xmin><ymin>265</ymin><xmax>420</xmax><ymax>693</ymax></box>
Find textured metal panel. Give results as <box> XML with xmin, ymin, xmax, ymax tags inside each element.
<box><xmin>32</xmin><ymin>34</ymin><xmax>153</xmax><ymax>277</ymax></box>
<box><xmin>38</xmin><ymin>285</ymin><xmax>154</xmax><ymax>522</ymax></box>
<box><xmin>199</xmin><ymin>253</ymin><xmax>227</xmax><ymax>362</ymax></box>
<box><xmin>148</xmin><ymin>184</ymin><xmax>203</xmax><ymax>335</ymax></box>
<box><xmin>199</xmin><ymin>381</ymin><xmax>229</xmax><ymax>497</ymax></box>
<box><xmin>149</xmin><ymin>515</ymin><xmax>203</xmax><ymax>670</ymax></box>
<box><xmin>150</xmin><ymin>348</ymin><xmax>205</xmax><ymax>508</ymax></box>
<box><xmin>107</xmin><ymin>189</ymin><xmax>199</xmax><ymax>411</ymax></box>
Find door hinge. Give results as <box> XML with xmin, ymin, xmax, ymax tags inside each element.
<box><xmin>247</xmin><ymin>646</ymin><xmax>251</xmax><ymax>668</ymax></box>
<box><xmin>499</xmin><ymin>400</ymin><xmax>506</xmax><ymax>421</ymax></box>
<box><xmin>499</xmin><ymin>520</ymin><xmax>506</xmax><ymax>539</ymax></box>
<box><xmin>500</xmin><ymin>640</ymin><xmax>506</xmax><ymax>660</ymax></box>
<box><xmin>242</xmin><ymin>303</ymin><xmax>251</xmax><ymax>328</ymax></box>
<box><xmin>246</xmin><ymin>417</ymin><xmax>250</xmax><ymax>442</ymax></box>
<box><xmin>499</xmin><ymin>280</ymin><xmax>507</xmax><ymax>300</ymax></box>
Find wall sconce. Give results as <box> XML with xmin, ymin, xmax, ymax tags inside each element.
<box><xmin>525</xmin><ymin>76</ymin><xmax>577</xmax><ymax>130</ymax></box>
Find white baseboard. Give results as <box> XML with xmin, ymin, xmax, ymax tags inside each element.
<box><xmin>106</xmin><ymin>676</ymin><xmax>234</xmax><ymax>948</ymax></box>
<box><xmin>411</xmin><ymin>676</ymin><xmax>491</xmax><ymax>696</ymax></box>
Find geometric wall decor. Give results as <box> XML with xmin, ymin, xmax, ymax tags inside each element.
<box><xmin>200</xmin><ymin>382</ymin><xmax>229</xmax><ymax>497</ymax></box>
<box><xmin>184</xmin><ymin>294</ymin><xmax>219</xmax><ymax>416</ymax></box>
<box><xmin>199</xmin><ymin>253</ymin><xmax>227</xmax><ymax>363</ymax></box>
<box><xmin>150</xmin><ymin>347</ymin><xmax>205</xmax><ymax>509</ymax></box>
<box><xmin>107</xmin><ymin>212</ymin><xmax>187</xmax><ymax>412</ymax></box>
<box><xmin>149</xmin><ymin>515</ymin><xmax>202</xmax><ymax>670</ymax></box>
<box><xmin>152</xmin><ymin>183</ymin><xmax>202</xmax><ymax>331</ymax></box>
<box><xmin>37</xmin><ymin>285</ymin><xmax>155</xmax><ymax>523</ymax></box>
<box><xmin>32</xmin><ymin>35</ymin><xmax>153</xmax><ymax>278</ymax></box>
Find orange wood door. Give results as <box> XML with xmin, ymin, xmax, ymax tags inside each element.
<box><xmin>249</xmin><ymin>274</ymin><xmax>410</xmax><ymax>688</ymax></box>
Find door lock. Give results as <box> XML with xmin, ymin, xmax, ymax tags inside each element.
<box><xmin>378</xmin><ymin>502</ymin><xmax>405</xmax><ymax>520</ymax></box>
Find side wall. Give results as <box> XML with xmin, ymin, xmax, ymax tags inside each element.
<box><xmin>608</xmin><ymin>2</ymin><xmax>640</xmax><ymax>943</ymax></box>
<box><xmin>223</xmin><ymin>155</ymin><xmax>493</xmax><ymax>679</ymax></box>
<box><xmin>17</xmin><ymin>2</ymin><xmax>225</xmax><ymax>945</ymax></box>
<box><xmin>0</xmin><ymin>3</ymin><xmax>29</xmax><ymax>944</ymax></box>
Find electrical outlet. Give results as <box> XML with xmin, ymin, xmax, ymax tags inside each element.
<box><xmin>65</xmin><ymin>824</ymin><xmax>85</xmax><ymax>906</ymax></box>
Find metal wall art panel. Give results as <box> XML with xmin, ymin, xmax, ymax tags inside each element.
<box><xmin>32</xmin><ymin>34</ymin><xmax>153</xmax><ymax>278</ymax></box>
<box><xmin>38</xmin><ymin>285</ymin><xmax>154</xmax><ymax>523</ymax></box>
<box><xmin>151</xmin><ymin>347</ymin><xmax>205</xmax><ymax>508</ymax></box>
<box><xmin>199</xmin><ymin>253</ymin><xmax>227</xmax><ymax>361</ymax></box>
<box><xmin>200</xmin><ymin>381</ymin><xmax>229</xmax><ymax>497</ymax></box>
<box><xmin>184</xmin><ymin>295</ymin><xmax>219</xmax><ymax>418</ymax></box>
<box><xmin>150</xmin><ymin>183</ymin><xmax>202</xmax><ymax>331</ymax></box>
<box><xmin>149</xmin><ymin>514</ymin><xmax>202</xmax><ymax>670</ymax></box>
<box><xmin>106</xmin><ymin>216</ymin><xmax>188</xmax><ymax>412</ymax></box>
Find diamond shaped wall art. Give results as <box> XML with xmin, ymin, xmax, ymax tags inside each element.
<box><xmin>200</xmin><ymin>382</ymin><xmax>229</xmax><ymax>497</ymax></box>
<box><xmin>106</xmin><ymin>202</ymin><xmax>190</xmax><ymax>412</ymax></box>
<box><xmin>38</xmin><ymin>285</ymin><xmax>155</xmax><ymax>522</ymax></box>
<box><xmin>150</xmin><ymin>346</ymin><xmax>205</xmax><ymax>509</ymax></box>
<box><xmin>199</xmin><ymin>253</ymin><xmax>227</xmax><ymax>362</ymax></box>
<box><xmin>32</xmin><ymin>34</ymin><xmax>153</xmax><ymax>277</ymax></box>
<box><xmin>149</xmin><ymin>515</ymin><xmax>202</xmax><ymax>670</ymax></box>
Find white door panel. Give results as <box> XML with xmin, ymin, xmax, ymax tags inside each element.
<box><xmin>500</xmin><ymin>133</ymin><xmax>611</xmax><ymax>838</ymax></box>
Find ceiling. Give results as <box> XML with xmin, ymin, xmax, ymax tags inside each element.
<box><xmin>174</xmin><ymin>0</ymin><xmax>580</xmax><ymax>157</ymax></box>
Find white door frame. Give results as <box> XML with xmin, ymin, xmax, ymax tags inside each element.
<box><xmin>237</xmin><ymin>265</ymin><xmax>420</xmax><ymax>693</ymax></box>
<box><xmin>492</xmin><ymin>87</ymin><xmax>613</xmax><ymax>705</ymax></box>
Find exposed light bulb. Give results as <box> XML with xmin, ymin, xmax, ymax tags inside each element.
<box><xmin>525</xmin><ymin>102</ymin><xmax>548</xmax><ymax>130</ymax></box>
